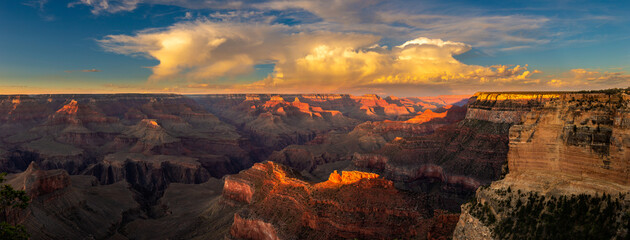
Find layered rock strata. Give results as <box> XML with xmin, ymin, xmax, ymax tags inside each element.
<box><xmin>454</xmin><ymin>91</ymin><xmax>630</xmax><ymax>240</ymax></box>
<box><xmin>222</xmin><ymin>161</ymin><xmax>460</xmax><ymax>240</ymax></box>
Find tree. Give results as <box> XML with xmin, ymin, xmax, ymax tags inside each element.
<box><xmin>0</xmin><ymin>173</ymin><xmax>29</xmax><ymax>240</ymax></box>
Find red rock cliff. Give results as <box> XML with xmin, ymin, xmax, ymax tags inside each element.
<box><xmin>222</xmin><ymin>161</ymin><xmax>460</xmax><ymax>240</ymax></box>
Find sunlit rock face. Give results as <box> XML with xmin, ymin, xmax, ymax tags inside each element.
<box><xmin>454</xmin><ymin>91</ymin><xmax>630</xmax><ymax>240</ymax></box>
<box><xmin>507</xmin><ymin>93</ymin><xmax>629</xmax><ymax>187</ymax></box>
<box><xmin>405</xmin><ymin>109</ymin><xmax>448</xmax><ymax>124</ymax></box>
<box><xmin>222</xmin><ymin>161</ymin><xmax>460</xmax><ymax>240</ymax></box>
<box><xmin>465</xmin><ymin>92</ymin><xmax>562</xmax><ymax>123</ymax></box>
<box><xmin>230</xmin><ymin>213</ymin><xmax>280</xmax><ymax>240</ymax></box>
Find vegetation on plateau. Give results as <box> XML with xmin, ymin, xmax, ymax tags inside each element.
<box><xmin>0</xmin><ymin>173</ymin><xmax>29</xmax><ymax>240</ymax></box>
<box><xmin>469</xmin><ymin>188</ymin><xmax>630</xmax><ymax>240</ymax></box>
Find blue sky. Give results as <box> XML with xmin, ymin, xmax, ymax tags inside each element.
<box><xmin>1</xmin><ymin>0</ymin><xmax>629</xmax><ymax>96</ymax></box>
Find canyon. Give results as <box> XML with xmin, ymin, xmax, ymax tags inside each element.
<box><xmin>0</xmin><ymin>90</ymin><xmax>628</xmax><ymax>239</ymax></box>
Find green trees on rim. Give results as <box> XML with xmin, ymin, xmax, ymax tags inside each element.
<box><xmin>0</xmin><ymin>173</ymin><xmax>30</xmax><ymax>240</ymax></box>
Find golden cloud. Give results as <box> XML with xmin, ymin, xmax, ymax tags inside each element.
<box><xmin>545</xmin><ymin>69</ymin><xmax>630</xmax><ymax>89</ymax></box>
<box><xmin>100</xmin><ymin>19</ymin><xmax>541</xmax><ymax>94</ymax></box>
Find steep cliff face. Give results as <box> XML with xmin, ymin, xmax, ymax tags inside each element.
<box><xmin>465</xmin><ymin>92</ymin><xmax>563</xmax><ymax>123</ymax></box>
<box><xmin>82</xmin><ymin>153</ymin><xmax>212</xmax><ymax>218</ymax></box>
<box><xmin>454</xmin><ymin>91</ymin><xmax>630</xmax><ymax>240</ymax></box>
<box><xmin>222</xmin><ymin>161</ymin><xmax>460</xmax><ymax>240</ymax></box>
<box><xmin>507</xmin><ymin>93</ymin><xmax>629</xmax><ymax>188</ymax></box>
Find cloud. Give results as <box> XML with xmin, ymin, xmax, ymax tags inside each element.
<box><xmin>64</xmin><ymin>69</ymin><xmax>102</xmax><ymax>73</ymax></box>
<box><xmin>254</xmin><ymin>0</ymin><xmax>384</xmax><ymax>24</ymax></box>
<box><xmin>73</xmin><ymin>0</ymin><xmax>622</xmax><ymax>59</ymax></box>
<box><xmin>545</xmin><ymin>69</ymin><xmax>630</xmax><ymax>89</ymax></box>
<box><xmin>377</xmin><ymin>13</ymin><xmax>550</xmax><ymax>48</ymax></box>
<box><xmin>99</xmin><ymin>19</ymin><xmax>539</xmax><ymax>95</ymax></box>
<box><xmin>68</xmin><ymin>0</ymin><xmax>250</xmax><ymax>14</ymax></box>
<box><xmin>99</xmin><ymin>20</ymin><xmax>288</xmax><ymax>81</ymax></box>
<box><xmin>70</xmin><ymin>0</ymin><xmax>380</xmax><ymax>21</ymax></box>
<box><xmin>23</xmin><ymin>0</ymin><xmax>55</xmax><ymax>21</ymax></box>
<box><xmin>68</xmin><ymin>0</ymin><xmax>140</xmax><ymax>14</ymax></box>
<box><xmin>71</xmin><ymin>0</ymin><xmax>621</xmax><ymax>53</ymax></box>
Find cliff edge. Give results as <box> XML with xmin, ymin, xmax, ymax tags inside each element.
<box><xmin>454</xmin><ymin>91</ymin><xmax>630</xmax><ymax>239</ymax></box>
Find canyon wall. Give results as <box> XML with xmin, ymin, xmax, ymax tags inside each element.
<box><xmin>454</xmin><ymin>90</ymin><xmax>630</xmax><ymax>239</ymax></box>
<box><xmin>507</xmin><ymin>93</ymin><xmax>629</xmax><ymax>188</ymax></box>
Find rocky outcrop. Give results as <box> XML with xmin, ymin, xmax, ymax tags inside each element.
<box><xmin>465</xmin><ymin>92</ymin><xmax>562</xmax><ymax>123</ymax></box>
<box><xmin>507</xmin><ymin>93</ymin><xmax>629</xmax><ymax>188</ymax></box>
<box><xmin>454</xmin><ymin>91</ymin><xmax>630</xmax><ymax>240</ymax></box>
<box><xmin>223</xmin><ymin>175</ymin><xmax>255</xmax><ymax>204</ymax></box>
<box><xmin>452</xmin><ymin>204</ymin><xmax>493</xmax><ymax>240</ymax></box>
<box><xmin>230</xmin><ymin>213</ymin><xmax>280</xmax><ymax>240</ymax></box>
<box><xmin>406</xmin><ymin>109</ymin><xmax>448</xmax><ymax>124</ymax></box>
<box><xmin>351</xmin><ymin>94</ymin><xmax>414</xmax><ymax>116</ymax></box>
<box><xmin>6</xmin><ymin>162</ymin><xmax>71</xmax><ymax>202</ymax></box>
<box><xmin>222</xmin><ymin>161</ymin><xmax>460</xmax><ymax>240</ymax></box>
<box><xmin>21</xmin><ymin>162</ymin><xmax>71</xmax><ymax>198</ymax></box>
<box><xmin>5</xmin><ymin>166</ymin><xmax>140</xmax><ymax>239</ymax></box>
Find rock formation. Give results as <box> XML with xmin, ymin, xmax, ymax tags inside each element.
<box><xmin>454</xmin><ymin>90</ymin><xmax>630</xmax><ymax>239</ymax></box>
<box><xmin>191</xmin><ymin>94</ymin><xmax>469</xmax><ymax>150</ymax></box>
<box><xmin>221</xmin><ymin>161</ymin><xmax>460</xmax><ymax>240</ymax></box>
<box><xmin>9</xmin><ymin>162</ymin><xmax>71</xmax><ymax>199</ymax></box>
<box><xmin>5</xmin><ymin>163</ymin><xmax>139</xmax><ymax>239</ymax></box>
<box><xmin>0</xmin><ymin>93</ymin><xmax>484</xmax><ymax>239</ymax></box>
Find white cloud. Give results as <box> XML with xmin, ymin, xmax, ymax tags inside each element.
<box><xmin>254</xmin><ymin>0</ymin><xmax>384</xmax><ymax>24</ymax></box>
<box><xmin>68</xmin><ymin>0</ymin><xmax>141</xmax><ymax>14</ymax></box>
<box><xmin>377</xmin><ymin>12</ymin><xmax>550</xmax><ymax>48</ymax></box>
<box><xmin>69</xmin><ymin>0</ymin><xmax>550</xmax><ymax>49</ymax></box>
<box><xmin>69</xmin><ymin>0</ymin><xmax>252</xmax><ymax>14</ymax></box>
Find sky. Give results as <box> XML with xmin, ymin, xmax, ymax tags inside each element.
<box><xmin>0</xmin><ymin>0</ymin><xmax>629</xmax><ymax>96</ymax></box>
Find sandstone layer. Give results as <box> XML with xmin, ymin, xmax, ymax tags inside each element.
<box><xmin>454</xmin><ymin>90</ymin><xmax>630</xmax><ymax>240</ymax></box>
